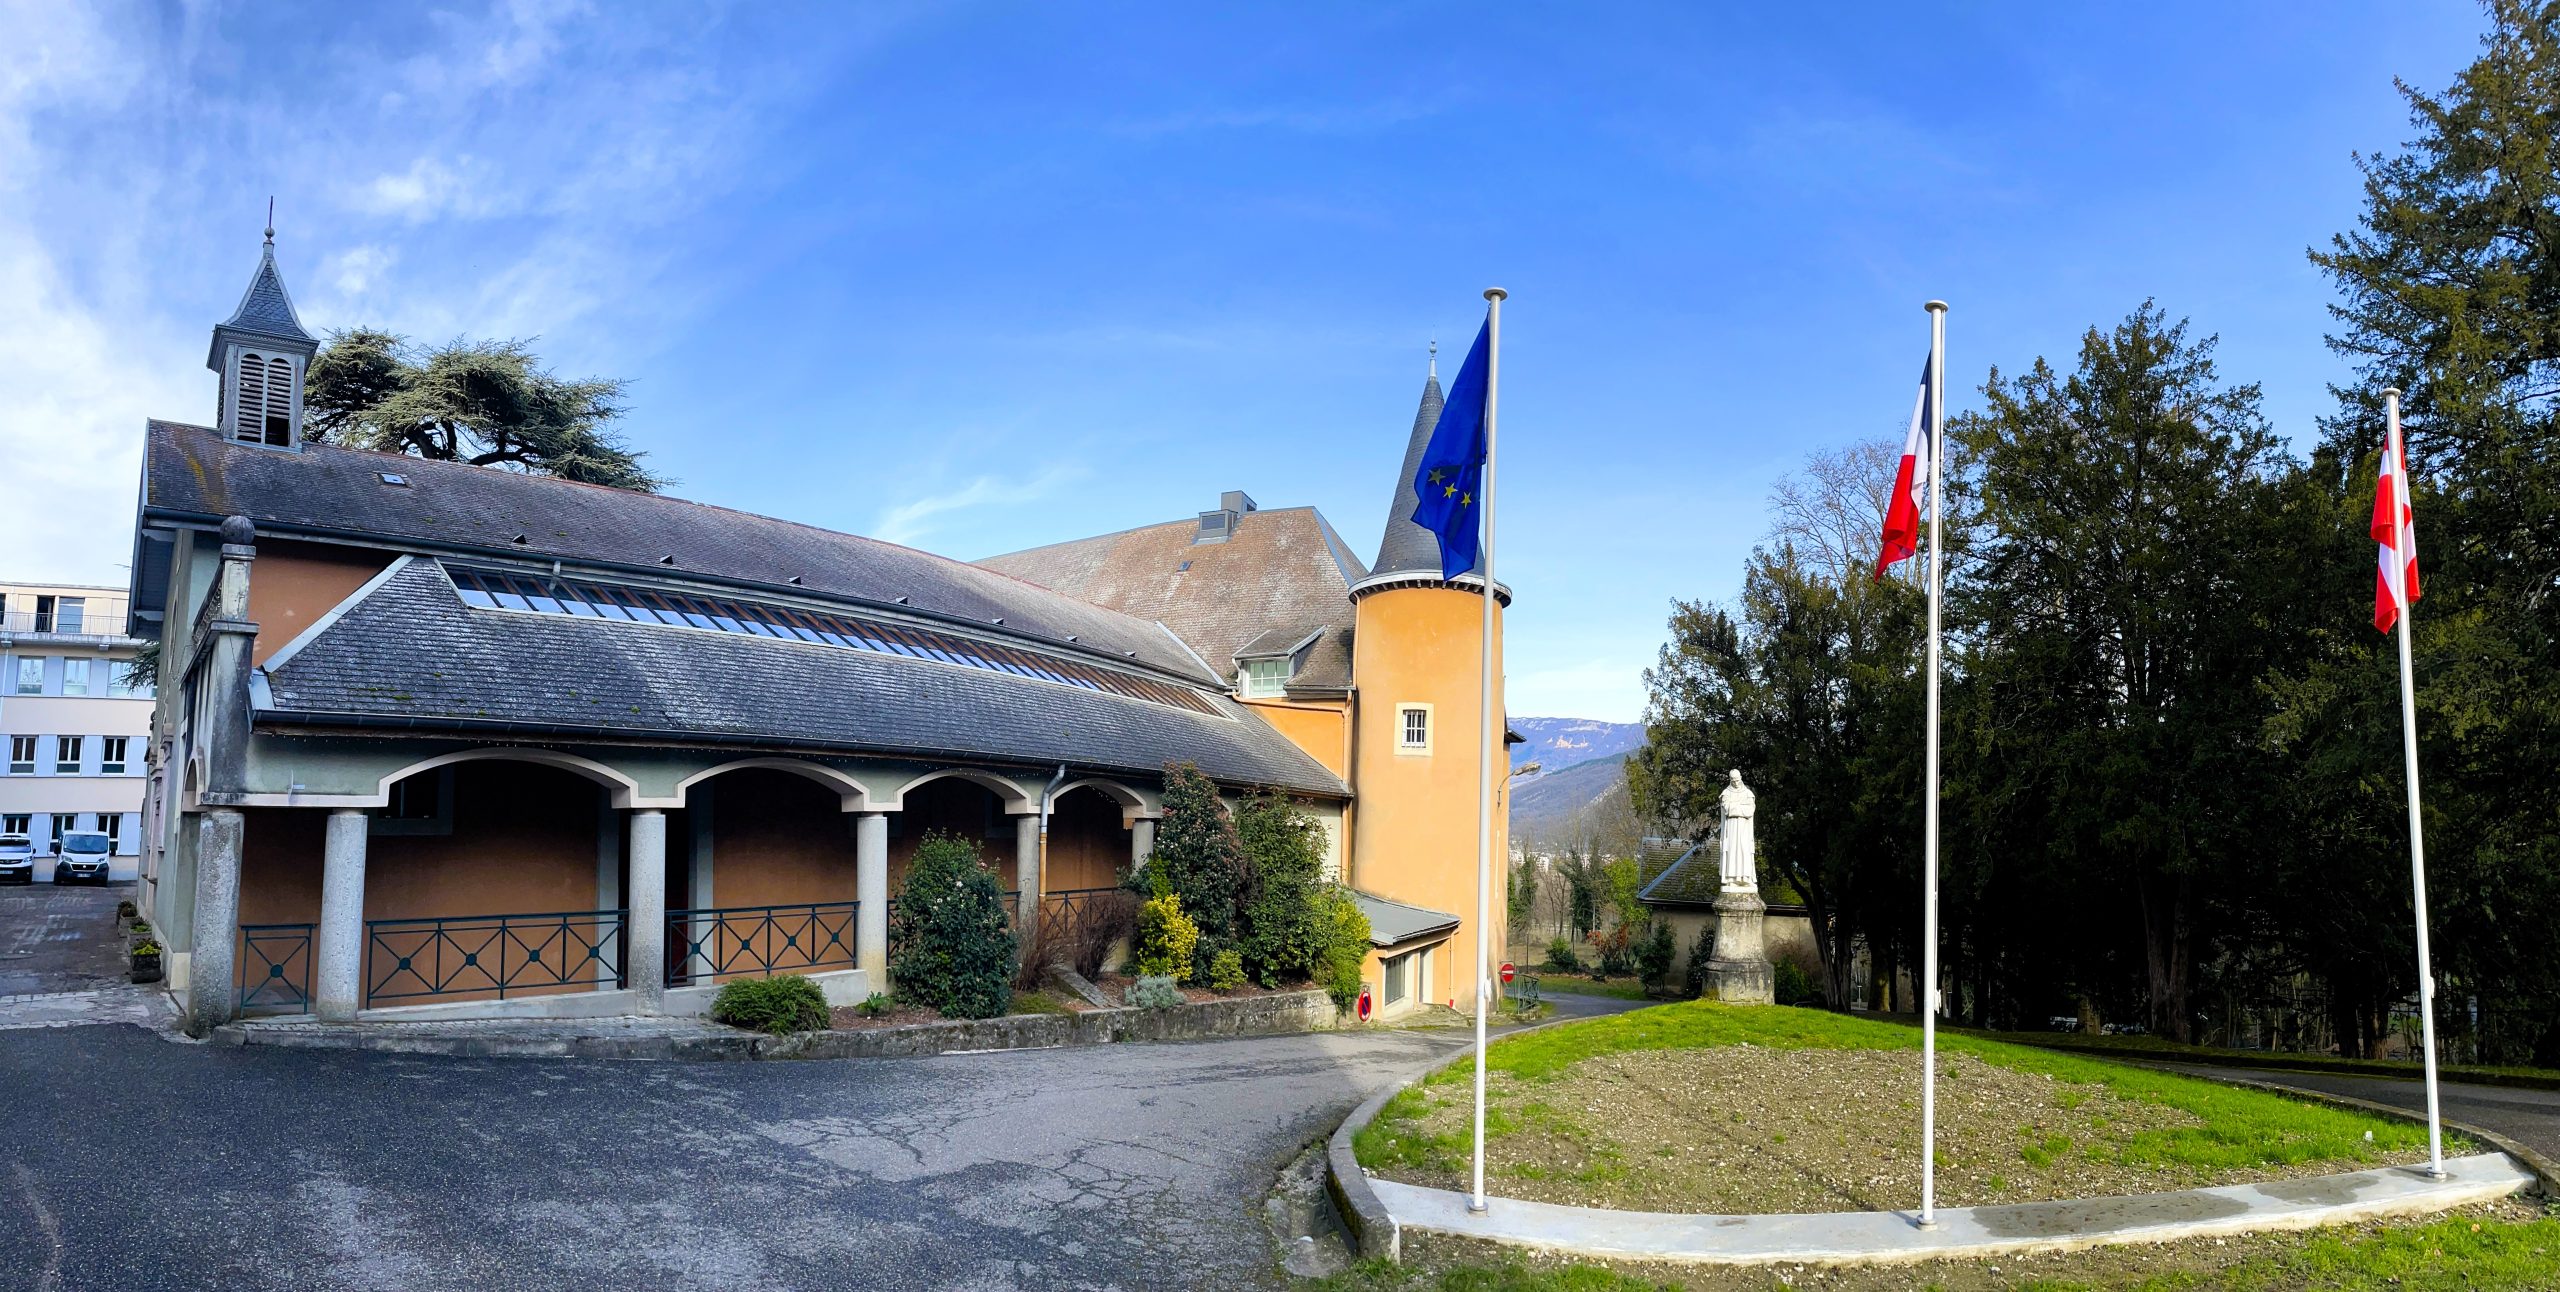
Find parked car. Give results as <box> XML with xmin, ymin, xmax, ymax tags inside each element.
<box><xmin>0</xmin><ymin>834</ymin><xmax>30</xmax><ymax>884</ymax></box>
<box><xmin>52</xmin><ymin>832</ymin><xmax>115</xmax><ymax>885</ymax></box>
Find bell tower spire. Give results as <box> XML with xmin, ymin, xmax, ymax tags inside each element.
<box><xmin>208</xmin><ymin>202</ymin><xmax>317</xmax><ymax>449</ymax></box>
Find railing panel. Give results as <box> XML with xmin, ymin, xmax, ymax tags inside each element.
<box><xmin>666</xmin><ymin>901</ymin><xmax>858</xmax><ymax>985</ymax></box>
<box><xmin>363</xmin><ymin>909</ymin><xmax>625</xmax><ymax>1007</ymax></box>
<box><xmin>238</xmin><ymin>922</ymin><xmax>314</xmax><ymax>1012</ymax></box>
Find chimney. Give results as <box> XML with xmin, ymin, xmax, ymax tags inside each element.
<box><xmin>1194</xmin><ymin>490</ymin><xmax>1258</xmax><ymax>545</ymax></box>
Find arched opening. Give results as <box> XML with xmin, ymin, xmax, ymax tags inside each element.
<box><xmin>1045</xmin><ymin>786</ymin><xmax>1132</xmax><ymax>893</ymax></box>
<box><xmin>889</xmin><ymin>776</ymin><xmax>1021</xmax><ymax>895</ymax></box>
<box><xmin>667</xmin><ymin>766</ymin><xmax>860</xmax><ymax>985</ymax></box>
<box><xmin>239</xmin><ymin>758</ymin><xmax>628</xmax><ymax>1008</ymax></box>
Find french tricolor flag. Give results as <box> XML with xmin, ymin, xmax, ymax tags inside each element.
<box><xmin>2373</xmin><ymin>410</ymin><xmax>2420</xmax><ymax>633</ymax></box>
<box><xmin>1874</xmin><ymin>356</ymin><xmax>1936</xmax><ymax>580</ymax></box>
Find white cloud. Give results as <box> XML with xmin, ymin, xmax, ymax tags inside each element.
<box><xmin>326</xmin><ymin>244</ymin><xmax>398</xmax><ymax>297</ymax></box>
<box><xmin>351</xmin><ymin>155</ymin><xmax>483</xmax><ymax>222</ymax></box>
<box><xmin>872</xmin><ymin>465</ymin><xmax>1089</xmax><ymax>548</ymax></box>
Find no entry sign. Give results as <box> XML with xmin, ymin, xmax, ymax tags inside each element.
<box><xmin>1499</xmin><ymin>962</ymin><xmax>1516</xmax><ymax>984</ymax></box>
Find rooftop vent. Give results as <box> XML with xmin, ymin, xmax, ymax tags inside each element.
<box><xmin>659</xmin><ymin>555</ymin><xmax>677</xmax><ymax>566</ymax></box>
<box><xmin>1193</xmin><ymin>489</ymin><xmax>1258</xmax><ymax>545</ymax></box>
<box><xmin>786</xmin><ymin>575</ymin><xmax>803</xmax><ymax>586</ymax></box>
<box><xmin>511</xmin><ymin>534</ymin><xmax>529</xmax><ymax>545</ymax></box>
<box><xmin>378</xmin><ymin>472</ymin><xmax>409</xmax><ymax>487</ymax></box>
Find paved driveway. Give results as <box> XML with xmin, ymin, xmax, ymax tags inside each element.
<box><xmin>1</xmin><ymin>996</ymin><xmax>1642</xmax><ymax>1292</ymax></box>
<box><xmin>0</xmin><ymin>881</ymin><xmax>132</xmax><ymax>997</ymax></box>
<box><xmin>2161</xmin><ymin>1063</ymin><xmax>2560</xmax><ymax>1166</ymax></box>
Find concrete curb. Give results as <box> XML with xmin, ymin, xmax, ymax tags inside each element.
<box><xmin>212</xmin><ymin>988</ymin><xmax>1343</xmax><ymax>1061</ymax></box>
<box><xmin>1326</xmin><ymin>1012</ymin><xmax>1589</xmax><ymax>1262</ymax></box>
<box><xmin>1323</xmin><ymin>1009</ymin><xmax>2546</xmax><ymax>1268</ymax></box>
<box><xmin>2133</xmin><ymin>1062</ymin><xmax>2560</xmax><ymax>1198</ymax></box>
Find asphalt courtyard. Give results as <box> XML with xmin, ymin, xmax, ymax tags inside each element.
<box><xmin>0</xmin><ymin>994</ymin><xmax>1635</xmax><ymax>1292</ymax></box>
<box><xmin>0</xmin><ymin>881</ymin><xmax>132</xmax><ymax>998</ymax></box>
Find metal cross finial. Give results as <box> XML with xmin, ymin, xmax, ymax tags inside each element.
<box><xmin>1429</xmin><ymin>337</ymin><xmax>1438</xmax><ymax>380</ymax></box>
<box><xmin>264</xmin><ymin>197</ymin><xmax>275</xmax><ymax>244</ymax></box>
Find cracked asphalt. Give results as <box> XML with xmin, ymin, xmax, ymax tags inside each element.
<box><xmin>1</xmin><ymin>996</ymin><xmax>1637</xmax><ymax>1292</ymax></box>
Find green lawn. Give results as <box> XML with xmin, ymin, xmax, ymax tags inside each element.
<box><xmin>1356</xmin><ymin>1001</ymin><xmax>2441</xmax><ymax>1182</ymax></box>
<box><xmin>1304</xmin><ymin>1211</ymin><xmax>2560</xmax><ymax>1290</ymax></box>
<box><xmin>1966</xmin><ymin>1026</ymin><xmax>2560</xmax><ymax>1091</ymax></box>
<box><xmin>1526</xmin><ymin>975</ymin><xmax>1652</xmax><ymax>1002</ymax></box>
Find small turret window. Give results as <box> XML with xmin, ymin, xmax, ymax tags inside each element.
<box><xmin>1397</xmin><ymin>703</ymin><xmax>1433</xmax><ymax>754</ymax></box>
<box><xmin>234</xmin><ymin>352</ymin><xmax>267</xmax><ymax>444</ymax></box>
<box><xmin>263</xmin><ymin>356</ymin><xmax>294</xmax><ymax>445</ymax></box>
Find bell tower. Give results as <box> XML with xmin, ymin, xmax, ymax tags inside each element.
<box><xmin>207</xmin><ymin>211</ymin><xmax>317</xmax><ymax>449</ymax></box>
<box><xmin>1348</xmin><ymin>346</ymin><xmax>1510</xmax><ymax>1002</ymax></box>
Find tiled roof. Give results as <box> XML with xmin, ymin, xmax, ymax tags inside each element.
<box><xmin>1353</xmin><ymin>891</ymin><xmax>1461</xmax><ymax>947</ymax></box>
<box><xmin>216</xmin><ymin>243</ymin><xmax>316</xmax><ymax>348</ymax></box>
<box><xmin>143</xmin><ymin>420</ymin><xmax>1210</xmax><ymax>682</ymax></box>
<box><xmin>977</xmin><ymin>505</ymin><xmax>1364</xmax><ymax>695</ymax></box>
<box><xmin>259</xmin><ymin>559</ymin><xmax>1348</xmax><ymax>796</ymax></box>
<box><xmin>1635</xmin><ymin>837</ymin><xmax>1722</xmax><ymax>908</ymax></box>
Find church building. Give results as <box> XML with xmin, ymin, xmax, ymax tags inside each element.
<box><xmin>126</xmin><ymin>229</ymin><xmax>1511</xmax><ymax>1033</ymax></box>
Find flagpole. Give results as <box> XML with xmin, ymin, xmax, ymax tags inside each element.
<box><xmin>1920</xmin><ymin>299</ymin><xmax>1947</xmax><ymax>1229</ymax></box>
<box><xmin>1469</xmin><ymin>286</ymin><xmax>1507</xmax><ymax>1215</ymax></box>
<box><xmin>2384</xmin><ymin>386</ymin><xmax>2446</xmax><ymax>1179</ymax></box>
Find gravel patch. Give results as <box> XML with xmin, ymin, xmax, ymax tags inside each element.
<box><xmin>1375</xmin><ymin>1044</ymin><xmax>2440</xmax><ymax>1214</ymax></box>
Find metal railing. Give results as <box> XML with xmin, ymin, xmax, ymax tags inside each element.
<box><xmin>1038</xmin><ymin>886</ymin><xmax>1136</xmax><ymax>944</ymax></box>
<box><xmin>363</xmin><ymin>909</ymin><xmax>625</xmax><ymax>1006</ymax></box>
<box><xmin>0</xmin><ymin>603</ymin><xmax>132</xmax><ymax>640</ymax></box>
<box><xmin>238</xmin><ymin>922</ymin><xmax>313</xmax><ymax>1012</ymax></box>
<box><xmin>666</xmin><ymin>901</ymin><xmax>858</xmax><ymax>985</ymax></box>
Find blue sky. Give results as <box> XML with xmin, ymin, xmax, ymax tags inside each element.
<box><xmin>0</xmin><ymin>2</ymin><xmax>2483</xmax><ymax>721</ymax></box>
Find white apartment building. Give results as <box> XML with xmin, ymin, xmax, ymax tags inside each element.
<box><xmin>0</xmin><ymin>582</ymin><xmax>152</xmax><ymax>880</ymax></box>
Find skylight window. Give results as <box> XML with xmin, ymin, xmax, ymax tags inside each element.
<box><xmin>443</xmin><ymin>564</ymin><xmax>1216</xmax><ymax>716</ymax></box>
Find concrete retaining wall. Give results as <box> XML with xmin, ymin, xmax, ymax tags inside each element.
<box><xmin>767</xmin><ymin>988</ymin><xmax>1341</xmax><ymax>1059</ymax></box>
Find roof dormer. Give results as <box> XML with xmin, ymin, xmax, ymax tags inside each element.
<box><xmin>207</xmin><ymin>217</ymin><xmax>318</xmax><ymax>450</ymax></box>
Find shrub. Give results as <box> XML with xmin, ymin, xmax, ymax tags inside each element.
<box><xmin>131</xmin><ymin>940</ymin><xmax>162</xmax><ymax>956</ymax></box>
<box><xmin>1054</xmin><ymin>887</ymin><xmax>1137</xmax><ymax>981</ymax></box>
<box><xmin>855</xmin><ymin>992</ymin><xmax>891</xmax><ymax>1018</ymax></box>
<box><xmin>1207</xmin><ymin>947</ymin><xmax>1247</xmax><ymax>992</ymax></box>
<box><xmin>1133</xmin><ymin>893</ymin><xmax>1200</xmax><ymax>979</ymax></box>
<box><xmin>1543</xmin><ymin>936</ymin><xmax>1581</xmax><ymax>974</ymax></box>
<box><xmin>1126</xmin><ymin>974</ymin><xmax>1183</xmax><ymax>1009</ymax></box>
<box><xmin>1586</xmin><ymin>923</ymin><xmax>1635</xmax><ymax>978</ymax></box>
<box><xmin>115</xmin><ymin>899</ymin><xmax>136</xmax><ymax>919</ymax></box>
<box><xmin>1774</xmin><ymin>959</ymin><xmax>1821</xmax><ymax>1006</ymax></box>
<box><xmin>1236</xmin><ymin>790</ymin><xmax>1325</xmax><ymax>986</ymax></box>
<box><xmin>1634</xmin><ymin>922</ymin><xmax>1676</xmax><ymax>983</ymax></box>
<box><xmin>1312</xmin><ymin>885</ymin><xmax>1373</xmax><ymax>1010</ymax></box>
<box><xmin>888</xmin><ymin>831</ymin><xmax>1016</xmax><ymax>1020</ymax></box>
<box><xmin>1684</xmin><ymin>926</ymin><xmax>1715</xmax><ymax>997</ymax></box>
<box><xmin>711</xmin><ymin>975</ymin><xmax>829</xmax><ymax>1035</ymax></box>
<box><xmin>1152</xmin><ymin>762</ymin><xmax>1250</xmax><ymax>948</ymax></box>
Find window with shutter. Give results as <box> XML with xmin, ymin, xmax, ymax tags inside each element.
<box><xmin>264</xmin><ymin>356</ymin><xmax>294</xmax><ymax>444</ymax></box>
<box><xmin>235</xmin><ymin>353</ymin><xmax>267</xmax><ymax>443</ymax></box>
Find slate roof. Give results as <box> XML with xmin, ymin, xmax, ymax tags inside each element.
<box><xmin>1635</xmin><ymin>837</ymin><xmax>1722</xmax><ymax>908</ymax></box>
<box><xmin>259</xmin><ymin>559</ymin><xmax>1348</xmax><ymax>796</ymax></box>
<box><xmin>1353</xmin><ymin>891</ymin><xmax>1461</xmax><ymax>948</ymax></box>
<box><xmin>1370</xmin><ymin>370</ymin><xmax>1477</xmax><ymax>580</ymax></box>
<box><xmin>216</xmin><ymin>241</ymin><xmax>316</xmax><ymax>349</ymax></box>
<box><xmin>142</xmin><ymin>420</ymin><xmax>1211</xmax><ymax>682</ymax></box>
<box><xmin>977</xmin><ymin>505</ymin><xmax>1365</xmax><ymax>696</ymax></box>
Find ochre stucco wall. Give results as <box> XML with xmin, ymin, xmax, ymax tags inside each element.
<box><xmin>701</xmin><ymin>768</ymin><xmax>859</xmax><ymax>978</ymax></box>
<box><xmin>1349</xmin><ymin>583</ymin><xmax>1507</xmax><ymax>1012</ymax></box>
<box><xmin>1238</xmin><ymin>698</ymin><xmax>1350</xmax><ymax>778</ymax></box>
<box><xmin>887</xmin><ymin>778</ymin><xmax>1019</xmax><ymax>893</ymax></box>
<box><xmin>246</xmin><ymin>540</ymin><xmax>392</xmax><ymax>667</ymax></box>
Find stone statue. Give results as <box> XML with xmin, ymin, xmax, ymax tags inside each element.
<box><xmin>1718</xmin><ymin>769</ymin><xmax>1756</xmax><ymax>893</ymax></box>
<box><xmin>1702</xmin><ymin>768</ymin><xmax>1773</xmax><ymax>1005</ymax></box>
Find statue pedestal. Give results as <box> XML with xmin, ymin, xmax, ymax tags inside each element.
<box><xmin>1703</xmin><ymin>890</ymin><xmax>1774</xmax><ymax>1005</ymax></box>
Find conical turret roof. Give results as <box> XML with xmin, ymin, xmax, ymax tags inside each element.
<box><xmin>207</xmin><ymin>229</ymin><xmax>317</xmax><ymax>373</ymax></box>
<box><xmin>1369</xmin><ymin>366</ymin><xmax>1471</xmax><ymax>579</ymax></box>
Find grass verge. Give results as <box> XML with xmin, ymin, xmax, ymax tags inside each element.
<box><xmin>1529</xmin><ymin>976</ymin><xmax>1652</xmax><ymax>1002</ymax></box>
<box><xmin>1964</xmin><ymin>1027</ymin><xmax>2560</xmax><ymax>1091</ymax></box>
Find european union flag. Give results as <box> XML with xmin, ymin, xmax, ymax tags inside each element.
<box><xmin>1411</xmin><ymin>314</ymin><xmax>1492</xmax><ymax>580</ymax></box>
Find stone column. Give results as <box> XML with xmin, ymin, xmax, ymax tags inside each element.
<box><xmin>628</xmin><ymin>809</ymin><xmax>667</xmax><ymax>1015</ymax></box>
<box><xmin>1131</xmin><ymin>818</ymin><xmax>1156</xmax><ymax>873</ymax></box>
<box><xmin>182</xmin><ymin>809</ymin><xmax>243</xmax><ymax>1037</ymax></box>
<box><xmin>313</xmin><ymin>808</ymin><xmax>369</xmax><ymax>1021</ymax></box>
<box><xmin>855</xmin><ymin>812</ymin><xmax>889</xmax><ymax>990</ymax></box>
<box><xmin>1013</xmin><ymin>813</ymin><xmax>1041</xmax><ymax>950</ymax></box>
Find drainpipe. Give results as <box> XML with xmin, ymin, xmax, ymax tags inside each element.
<box><xmin>1034</xmin><ymin>764</ymin><xmax>1068</xmax><ymax>959</ymax></box>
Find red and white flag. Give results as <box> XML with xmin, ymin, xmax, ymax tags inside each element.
<box><xmin>2372</xmin><ymin>415</ymin><xmax>2420</xmax><ymax>633</ymax></box>
<box><xmin>1875</xmin><ymin>356</ymin><xmax>1936</xmax><ymax>579</ymax></box>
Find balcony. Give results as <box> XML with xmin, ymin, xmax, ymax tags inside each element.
<box><xmin>0</xmin><ymin>600</ymin><xmax>135</xmax><ymax>643</ymax></box>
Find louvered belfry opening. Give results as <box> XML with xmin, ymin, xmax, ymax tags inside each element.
<box><xmin>234</xmin><ymin>352</ymin><xmax>268</xmax><ymax>444</ymax></box>
<box><xmin>263</xmin><ymin>356</ymin><xmax>293</xmax><ymax>445</ymax></box>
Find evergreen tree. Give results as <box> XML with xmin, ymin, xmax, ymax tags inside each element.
<box><xmin>1150</xmin><ymin>762</ymin><xmax>1250</xmax><ymax>980</ymax></box>
<box><xmin>1236</xmin><ymin>791</ymin><xmax>1325</xmax><ymax>987</ymax></box>
<box><xmin>305</xmin><ymin>329</ymin><xmax>666</xmax><ymax>490</ymax></box>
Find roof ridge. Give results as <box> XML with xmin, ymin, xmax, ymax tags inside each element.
<box><xmin>975</xmin><ymin>504</ymin><xmax>1329</xmax><ymax>565</ymax></box>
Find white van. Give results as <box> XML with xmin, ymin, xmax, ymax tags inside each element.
<box><xmin>0</xmin><ymin>834</ymin><xmax>30</xmax><ymax>884</ymax></box>
<box><xmin>53</xmin><ymin>832</ymin><xmax>115</xmax><ymax>885</ymax></box>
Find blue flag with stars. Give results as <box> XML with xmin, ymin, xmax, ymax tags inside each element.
<box><xmin>1411</xmin><ymin>313</ymin><xmax>1491</xmax><ymax>580</ymax></box>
